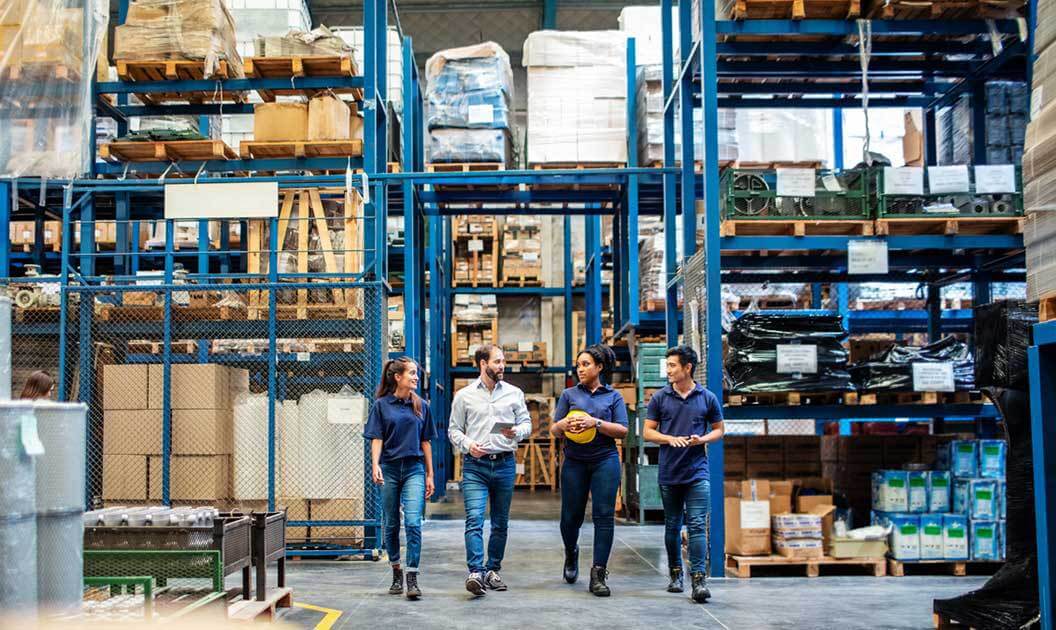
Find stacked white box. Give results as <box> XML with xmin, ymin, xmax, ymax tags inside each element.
<box><xmin>334</xmin><ymin>26</ymin><xmax>404</xmax><ymax>114</ymax></box>
<box><xmin>618</xmin><ymin>5</ymin><xmax>677</xmax><ymax>67</ymax></box>
<box><xmin>523</xmin><ymin>31</ymin><xmax>628</xmax><ymax>164</ymax></box>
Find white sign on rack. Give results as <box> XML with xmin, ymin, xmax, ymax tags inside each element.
<box><xmin>848</xmin><ymin>240</ymin><xmax>889</xmax><ymax>275</ymax></box>
<box><xmin>776</xmin><ymin>168</ymin><xmax>816</xmax><ymax>197</ymax></box>
<box><xmin>468</xmin><ymin>239</ymin><xmax>484</xmax><ymax>252</ymax></box>
<box><xmin>912</xmin><ymin>362</ymin><xmax>955</xmax><ymax>392</ymax></box>
<box><xmin>927</xmin><ymin>165</ymin><xmax>970</xmax><ymax>194</ymax></box>
<box><xmin>165</xmin><ymin>182</ymin><xmax>279</xmax><ymax>219</ymax></box>
<box><xmin>884</xmin><ymin>167</ymin><xmax>925</xmax><ymax>195</ymax></box>
<box><xmin>821</xmin><ymin>174</ymin><xmax>843</xmax><ymax>192</ymax></box>
<box><xmin>467</xmin><ymin>104</ymin><xmax>494</xmax><ymax>125</ymax></box>
<box><xmin>974</xmin><ymin>165</ymin><xmax>1017</xmax><ymax>194</ymax></box>
<box><xmin>776</xmin><ymin>345</ymin><xmax>818</xmax><ymax>374</ymax></box>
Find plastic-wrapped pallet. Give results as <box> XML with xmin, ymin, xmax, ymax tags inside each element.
<box><xmin>426</xmin><ymin>42</ymin><xmax>513</xmax><ymax>131</ymax></box>
<box><xmin>849</xmin><ymin>336</ymin><xmax>975</xmax><ymax>392</ymax></box>
<box><xmin>618</xmin><ymin>5</ymin><xmax>678</xmax><ymax>67</ymax></box>
<box><xmin>114</xmin><ymin>0</ymin><xmax>244</xmax><ymax>79</ymax></box>
<box><xmin>254</xmin><ymin>25</ymin><xmax>350</xmax><ymax>58</ymax></box>
<box><xmin>523</xmin><ymin>30</ymin><xmax>628</xmax><ymax>164</ymax></box>
<box><xmin>973</xmin><ymin>300</ymin><xmax>1037</xmax><ymax>390</ymax></box>
<box><xmin>0</xmin><ymin>0</ymin><xmax>107</xmax><ymax>178</ymax></box>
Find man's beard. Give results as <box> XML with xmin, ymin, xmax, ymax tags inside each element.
<box><xmin>486</xmin><ymin>366</ymin><xmax>504</xmax><ymax>382</ymax></box>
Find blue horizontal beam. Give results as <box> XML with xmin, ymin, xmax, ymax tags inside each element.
<box><xmin>721</xmin><ymin>252</ymin><xmax>1024</xmax><ymax>270</ymax></box>
<box><xmin>721</xmin><ymin>271</ymin><xmax>1025</xmax><ymax>283</ymax></box>
<box><xmin>450</xmin><ymin>286</ymin><xmax>609</xmax><ymax>296</ymax></box>
<box><xmin>714</xmin><ymin>18</ymin><xmax>1023</xmax><ymax>36</ymax></box>
<box><xmin>92</xmin><ymin>319</ymin><xmax>366</xmax><ymax>339</ymax></box>
<box><xmin>719</xmin><ymin>59</ymin><xmax>980</xmax><ymax>76</ymax></box>
<box><xmin>717</xmin><ymin>40</ymin><xmax>995</xmax><ymax>56</ymax></box>
<box><xmin>115</xmin><ymin>104</ymin><xmax>258</xmax><ymax>116</ymax></box>
<box><xmin>420</xmin><ymin>190</ymin><xmax>620</xmax><ymax>204</ymax></box>
<box><xmin>718</xmin><ymin>97</ymin><xmax>934</xmax><ymax>108</ymax></box>
<box><xmin>426</xmin><ymin>205</ymin><xmax>618</xmax><ymax>216</ymax></box>
<box><xmin>1035</xmin><ymin>321</ymin><xmax>1056</xmax><ymax>347</ymax></box>
<box><xmin>721</xmin><ymin>234</ymin><xmax>1024</xmax><ymax>251</ymax></box>
<box><xmin>719</xmin><ymin>81</ymin><xmax>942</xmax><ymax>95</ymax></box>
<box><xmin>723</xmin><ymin>403</ymin><xmax>999</xmax><ymax>420</ymax></box>
<box><xmin>95</xmin><ymin>76</ymin><xmax>364</xmax><ymax>96</ymax></box>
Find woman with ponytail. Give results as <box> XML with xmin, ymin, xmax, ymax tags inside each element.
<box><xmin>550</xmin><ymin>344</ymin><xmax>628</xmax><ymax>597</ymax></box>
<box><xmin>364</xmin><ymin>357</ymin><xmax>435</xmax><ymax>600</ymax></box>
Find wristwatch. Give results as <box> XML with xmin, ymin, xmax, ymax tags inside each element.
<box><xmin>595</xmin><ymin>419</ymin><xmax>602</xmax><ymax>429</ymax></box>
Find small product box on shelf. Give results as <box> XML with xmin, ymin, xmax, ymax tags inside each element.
<box><xmin>928</xmin><ymin>470</ymin><xmax>951</xmax><ymax>512</ymax></box>
<box><xmin>888</xmin><ymin>513</ymin><xmax>921</xmax><ymax>561</ymax></box>
<box><xmin>968</xmin><ymin>479</ymin><xmax>999</xmax><ymax>520</ymax></box>
<box><xmin>978</xmin><ymin>439</ymin><xmax>1007</xmax><ymax>479</ymax></box>
<box><xmin>949</xmin><ymin>440</ymin><xmax>979</xmax><ymax>478</ymax></box>
<box><xmin>872</xmin><ymin>470</ymin><xmax>909</xmax><ymax>512</ymax></box>
<box><xmin>942</xmin><ymin>514</ymin><xmax>969</xmax><ymax>560</ymax></box>
<box><xmin>919</xmin><ymin>513</ymin><xmax>945</xmax><ymax>560</ymax></box>
<box><xmin>908</xmin><ymin>470</ymin><xmax>928</xmax><ymax>513</ymax></box>
<box><xmin>970</xmin><ymin>520</ymin><xmax>1000</xmax><ymax>561</ymax></box>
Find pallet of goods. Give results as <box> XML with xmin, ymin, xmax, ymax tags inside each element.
<box><xmin>717</xmin><ymin>0</ymin><xmax>861</xmax><ymax>19</ymax></box>
<box><xmin>247</xmin><ymin>25</ymin><xmax>361</xmax><ymax>102</ymax></box>
<box><xmin>452</xmin><ymin>216</ymin><xmax>499</xmax><ymax>286</ymax></box>
<box><xmin>1025</xmin><ymin>29</ymin><xmax>1056</xmax><ymax>310</ymax></box>
<box><xmin>3</xmin><ymin>2</ymin><xmax>85</xmax><ymax>81</ymax></box>
<box><xmin>501</xmin><ymin>216</ymin><xmax>543</xmax><ymax>287</ymax></box>
<box><xmin>501</xmin><ymin>342</ymin><xmax>546</xmax><ymax>366</ymax></box>
<box><xmin>241</xmin><ymin>93</ymin><xmax>363</xmax><ymax>159</ymax></box>
<box><xmin>864</xmin><ymin>0</ymin><xmax>1024</xmax><ymax>19</ymax></box>
<box><xmin>451</xmin><ymin>294</ymin><xmax>498</xmax><ymax>365</ymax></box>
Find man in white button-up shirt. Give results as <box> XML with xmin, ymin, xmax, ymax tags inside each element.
<box><xmin>449</xmin><ymin>344</ymin><xmax>531</xmax><ymax>597</ymax></box>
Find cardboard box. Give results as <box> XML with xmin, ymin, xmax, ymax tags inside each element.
<box><xmin>310</xmin><ymin>498</ymin><xmax>365</xmax><ymax>544</ymax></box>
<box><xmin>769</xmin><ymin>480</ymin><xmax>794</xmax><ymax>515</ymax></box>
<box><xmin>903</xmin><ymin>110</ymin><xmax>924</xmax><ymax>167</ymax></box>
<box><xmin>103</xmin><ymin>364</ymin><xmax>150</xmax><ymax>410</ymax></box>
<box><xmin>102</xmin><ymin>454</ymin><xmax>149</xmax><ymax>501</ymax></box>
<box><xmin>794</xmin><ymin>478</ymin><xmax>834</xmax><ymax>512</ymax></box>
<box><xmin>253</xmin><ymin>103</ymin><xmax>308</xmax><ymax>142</ymax></box>
<box><xmin>724</xmin><ymin>480</ymin><xmax>772</xmax><ymax>556</ymax></box>
<box><xmin>173</xmin><ymin>409</ymin><xmax>233</xmax><ymax>455</ymax></box>
<box><xmin>350</xmin><ymin>104</ymin><xmax>364</xmax><ymax>142</ymax></box>
<box><xmin>308</xmin><ymin>94</ymin><xmax>351</xmax><ymax>141</ymax></box>
<box><xmin>828</xmin><ymin>537</ymin><xmax>888</xmax><ymax>559</ymax></box>
<box><xmin>103</xmin><ymin>410</ymin><xmax>163</xmax><ymax>455</ymax></box>
<box><xmin>746</xmin><ymin>436</ymin><xmax>784</xmax><ymax>462</ymax></box>
<box><xmin>746</xmin><ymin>461</ymin><xmax>784</xmax><ymax>479</ymax></box>
<box><xmin>149</xmin><ymin>364</ymin><xmax>230</xmax><ymax>410</ymax></box>
<box><xmin>22</xmin><ymin>7</ymin><xmax>81</xmax><ymax>66</ymax></box>
<box><xmin>783</xmin><ymin>436</ymin><xmax>820</xmax><ymax>462</ymax></box>
<box><xmin>150</xmin><ymin>455</ymin><xmax>232</xmax><ymax>501</ymax></box>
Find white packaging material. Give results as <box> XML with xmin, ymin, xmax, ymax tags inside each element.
<box><xmin>969</xmin><ymin>479</ymin><xmax>999</xmax><ymax>520</ymax></box>
<box><xmin>953</xmin><ymin>477</ymin><xmax>970</xmax><ymax>514</ymax></box>
<box><xmin>908</xmin><ymin>471</ymin><xmax>928</xmax><ymax>513</ymax></box>
<box><xmin>735</xmin><ymin>109</ymin><xmax>831</xmax><ymax>165</ymax></box>
<box><xmin>523</xmin><ymin>31</ymin><xmax>628</xmax><ymax>164</ymax></box>
<box><xmin>333</xmin><ymin>26</ymin><xmax>404</xmax><ymax>113</ymax></box>
<box><xmin>889</xmin><ymin>514</ymin><xmax>921</xmax><ymax>560</ymax></box>
<box><xmin>943</xmin><ymin>514</ymin><xmax>969</xmax><ymax>560</ymax></box>
<box><xmin>618</xmin><ymin>5</ymin><xmax>677</xmax><ymax>66</ymax></box>
<box><xmin>919</xmin><ymin>513</ymin><xmax>945</xmax><ymax>560</ymax></box>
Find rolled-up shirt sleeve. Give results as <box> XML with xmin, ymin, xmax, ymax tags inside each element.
<box><xmin>448</xmin><ymin>392</ymin><xmax>469</xmax><ymax>453</ymax></box>
<box><xmin>513</xmin><ymin>390</ymin><xmax>532</xmax><ymax>441</ymax></box>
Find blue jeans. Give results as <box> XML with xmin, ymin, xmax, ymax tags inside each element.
<box><xmin>660</xmin><ymin>479</ymin><xmax>711</xmax><ymax>574</ymax></box>
<box><xmin>381</xmin><ymin>457</ymin><xmax>426</xmax><ymax>571</ymax></box>
<box><xmin>461</xmin><ymin>454</ymin><xmax>516</xmax><ymax>573</ymax></box>
<box><xmin>559</xmin><ymin>453</ymin><xmax>621</xmax><ymax>568</ymax></box>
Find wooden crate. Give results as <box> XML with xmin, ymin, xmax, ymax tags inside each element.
<box><xmin>100</xmin><ymin>140</ymin><xmax>238</xmax><ymax>163</ymax></box>
<box><xmin>1040</xmin><ymin>292</ymin><xmax>1056</xmax><ymax>323</ymax></box>
<box><xmin>452</xmin><ymin>216</ymin><xmax>500</xmax><ymax>287</ymax></box>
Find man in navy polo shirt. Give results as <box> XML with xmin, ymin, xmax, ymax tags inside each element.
<box><xmin>643</xmin><ymin>345</ymin><xmax>724</xmax><ymax>603</ymax></box>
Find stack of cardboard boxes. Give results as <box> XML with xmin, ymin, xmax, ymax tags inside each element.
<box><xmin>453</xmin><ymin>216</ymin><xmax>498</xmax><ymax>286</ymax></box>
<box><xmin>725</xmin><ymin>435</ymin><xmax>822</xmax><ymax>481</ymax></box>
<box><xmin>501</xmin><ymin>342</ymin><xmax>546</xmax><ymax>365</ymax></box>
<box><xmin>101</xmin><ymin>363</ymin><xmax>248</xmax><ymax>504</ymax></box>
<box><xmin>113</xmin><ymin>0</ymin><xmax>243</xmax><ymax>79</ymax></box>
<box><xmin>1025</xmin><ymin>0</ymin><xmax>1056</xmax><ymax>302</ymax></box>
<box><xmin>501</xmin><ymin>216</ymin><xmax>543</xmax><ymax>285</ymax></box>
<box><xmin>252</xmin><ymin>93</ymin><xmax>363</xmax><ymax>146</ymax></box>
<box><xmin>725</xmin><ymin>478</ymin><xmax>838</xmax><ymax>559</ymax></box>
<box><xmin>452</xmin><ymin>294</ymin><xmax>498</xmax><ymax>362</ymax></box>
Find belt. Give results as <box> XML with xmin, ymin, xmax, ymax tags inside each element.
<box><xmin>465</xmin><ymin>451</ymin><xmax>513</xmax><ymax>461</ymax></box>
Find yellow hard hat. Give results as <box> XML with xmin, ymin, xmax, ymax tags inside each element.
<box><xmin>564</xmin><ymin>409</ymin><xmax>597</xmax><ymax>445</ymax></box>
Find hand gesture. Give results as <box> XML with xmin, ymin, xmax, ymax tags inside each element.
<box><xmin>688</xmin><ymin>434</ymin><xmax>707</xmax><ymax>447</ymax></box>
<box><xmin>425</xmin><ymin>476</ymin><xmax>435</xmax><ymax>499</ymax></box>
<box><xmin>667</xmin><ymin>435</ymin><xmax>690</xmax><ymax>448</ymax></box>
<box><xmin>501</xmin><ymin>427</ymin><xmax>517</xmax><ymax>439</ymax></box>
<box><xmin>469</xmin><ymin>441</ymin><xmax>488</xmax><ymax>458</ymax></box>
<box><xmin>372</xmin><ymin>464</ymin><xmax>385</xmax><ymax>485</ymax></box>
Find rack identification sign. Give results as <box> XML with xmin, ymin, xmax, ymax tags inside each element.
<box><xmin>912</xmin><ymin>362</ymin><xmax>955</xmax><ymax>392</ymax></box>
<box><xmin>165</xmin><ymin>182</ymin><xmax>279</xmax><ymax>219</ymax></box>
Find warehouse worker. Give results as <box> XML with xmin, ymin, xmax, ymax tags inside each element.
<box><xmin>551</xmin><ymin>344</ymin><xmax>628</xmax><ymax>597</ymax></box>
<box><xmin>642</xmin><ymin>345</ymin><xmax>724</xmax><ymax>604</ymax></box>
<box><xmin>19</xmin><ymin>370</ymin><xmax>54</xmax><ymax>399</ymax></box>
<box><xmin>449</xmin><ymin>344</ymin><xmax>532</xmax><ymax>597</ymax></box>
<box><xmin>365</xmin><ymin>357</ymin><xmax>436</xmax><ymax>600</ymax></box>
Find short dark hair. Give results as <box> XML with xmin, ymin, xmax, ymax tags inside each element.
<box><xmin>665</xmin><ymin>345</ymin><xmax>698</xmax><ymax>376</ymax></box>
<box><xmin>475</xmin><ymin>344</ymin><xmax>501</xmax><ymax>369</ymax></box>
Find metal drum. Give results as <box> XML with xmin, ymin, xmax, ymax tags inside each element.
<box><xmin>0</xmin><ymin>401</ymin><xmax>41</xmax><ymax>615</ymax></box>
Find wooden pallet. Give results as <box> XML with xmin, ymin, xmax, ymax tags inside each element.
<box><xmin>240</xmin><ymin>139</ymin><xmax>364</xmax><ymax>159</ymax></box>
<box><xmin>529</xmin><ymin>162</ymin><xmax>624</xmax><ymax>191</ymax></box>
<box><xmin>1039</xmin><ymin>292</ymin><xmax>1056</xmax><ymax>323</ymax></box>
<box><xmin>427</xmin><ymin>162</ymin><xmax>510</xmax><ymax>192</ymax></box>
<box><xmin>735</xmin><ymin>160</ymin><xmax>825</xmax><ymax>169</ymax></box>
<box><xmin>115</xmin><ymin>60</ymin><xmax>246</xmax><ymax>105</ymax></box>
<box><xmin>227</xmin><ymin>586</ymin><xmax>292</xmax><ymax>622</ymax></box>
<box><xmin>726</xmin><ymin>0</ymin><xmax>860</xmax><ymax>19</ymax></box>
<box><xmin>244</xmin><ymin>55</ymin><xmax>362</xmax><ymax>102</ymax></box>
<box><xmin>866</xmin><ymin>0</ymin><xmax>1023</xmax><ymax>19</ymax></box>
<box><xmin>500</xmin><ymin>271</ymin><xmax>543</xmax><ymax>288</ymax></box>
<box><xmin>875</xmin><ymin>216</ymin><xmax>1024</xmax><ymax>236</ymax></box>
<box><xmin>127</xmin><ymin>340</ymin><xmax>200</xmax><ymax>355</ymax></box>
<box><xmin>726</xmin><ymin>554</ymin><xmax>886</xmax><ymax>578</ymax></box>
<box><xmin>11</xmin><ymin>306</ymin><xmax>64</xmax><ymax>323</ymax></box>
<box><xmin>721</xmin><ymin>219</ymin><xmax>874</xmax><ymax>237</ymax></box>
<box><xmin>726</xmin><ymin>391</ymin><xmax>848</xmax><ymax>406</ymax></box>
<box><xmin>888</xmin><ymin>558</ymin><xmax>1002</xmax><ymax>577</ymax></box>
<box><xmin>846</xmin><ymin>390</ymin><xmax>985</xmax><ymax>406</ymax></box>
<box><xmin>100</xmin><ymin>140</ymin><xmax>238</xmax><ymax>163</ymax></box>
<box><xmin>646</xmin><ymin>160</ymin><xmax>714</xmax><ymax>171</ymax></box>
<box><xmin>6</xmin><ymin>62</ymin><xmax>80</xmax><ymax>81</ymax></box>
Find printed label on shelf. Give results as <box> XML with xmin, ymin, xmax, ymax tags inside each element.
<box><xmin>516</xmin><ymin>463</ymin><xmax>525</xmax><ymax>475</ymax></box>
<box><xmin>884</xmin><ymin>167</ymin><xmax>924</xmax><ymax>195</ymax></box>
<box><xmin>776</xmin><ymin>344</ymin><xmax>818</xmax><ymax>374</ymax></box>
<box><xmin>518</xmin><ymin>341</ymin><xmax>534</xmax><ymax>352</ymax></box>
<box><xmin>468</xmin><ymin>104</ymin><xmax>495</xmax><ymax>125</ymax></box>
<box><xmin>776</xmin><ymin>168</ymin><xmax>816</xmax><ymax>197</ymax></box>
<box><xmin>659</xmin><ymin>358</ymin><xmax>668</xmax><ymax>378</ymax></box>
<box><xmin>523</xmin><ymin>252</ymin><xmax>539</xmax><ymax>262</ymax></box>
<box><xmin>468</xmin><ymin>239</ymin><xmax>484</xmax><ymax>252</ymax></box>
<box><xmin>821</xmin><ymin>174</ymin><xmax>843</xmax><ymax>192</ymax></box>
<box><xmin>974</xmin><ymin>165</ymin><xmax>1017</xmax><ymax>194</ymax></box>
<box><xmin>848</xmin><ymin>239</ymin><xmax>889</xmax><ymax>275</ymax></box>
<box><xmin>912</xmin><ymin>362</ymin><xmax>955</xmax><ymax>392</ymax></box>
<box><xmin>927</xmin><ymin>165</ymin><xmax>970</xmax><ymax>193</ymax></box>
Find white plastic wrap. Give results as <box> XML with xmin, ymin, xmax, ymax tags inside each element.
<box><xmin>0</xmin><ymin>297</ymin><xmax>10</xmax><ymax>401</ymax></box>
<box><xmin>233</xmin><ymin>392</ymin><xmax>282</xmax><ymax>501</ymax></box>
<box><xmin>618</xmin><ymin>5</ymin><xmax>677</xmax><ymax>67</ymax></box>
<box><xmin>523</xmin><ymin>31</ymin><xmax>628</xmax><ymax>164</ymax></box>
<box><xmin>334</xmin><ymin>26</ymin><xmax>403</xmax><ymax>114</ymax></box>
<box><xmin>113</xmin><ymin>0</ymin><xmax>243</xmax><ymax>79</ymax></box>
<box><xmin>0</xmin><ymin>0</ymin><xmax>107</xmax><ymax>178</ymax></box>
<box><xmin>736</xmin><ymin>109</ymin><xmax>832</xmax><ymax>165</ymax></box>
<box><xmin>425</xmin><ymin>42</ymin><xmax>514</xmax><ymax>130</ymax></box>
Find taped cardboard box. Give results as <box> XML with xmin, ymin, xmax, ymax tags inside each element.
<box><xmin>103</xmin><ymin>410</ymin><xmax>163</xmax><ymax>455</ymax></box>
<box><xmin>21</xmin><ymin>6</ymin><xmax>82</xmax><ymax>66</ymax></box>
<box><xmin>102</xmin><ymin>454</ymin><xmax>150</xmax><ymax>501</ymax></box>
<box><xmin>148</xmin><ymin>363</ymin><xmax>237</xmax><ymax>410</ymax></box>
<box><xmin>150</xmin><ymin>455</ymin><xmax>232</xmax><ymax>501</ymax></box>
<box><xmin>173</xmin><ymin>408</ymin><xmax>233</xmax><ymax>455</ymax></box>
<box><xmin>310</xmin><ymin>498</ymin><xmax>365</xmax><ymax>546</ymax></box>
<box><xmin>254</xmin><ymin>103</ymin><xmax>308</xmax><ymax>142</ymax></box>
<box><xmin>308</xmin><ymin>93</ymin><xmax>351</xmax><ymax>141</ymax></box>
<box><xmin>114</xmin><ymin>0</ymin><xmax>244</xmax><ymax>79</ymax></box>
<box><xmin>724</xmin><ymin>479</ymin><xmax>772</xmax><ymax>556</ymax></box>
<box><xmin>103</xmin><ymin>364</ymin><xmax>150</xmax><ymax>410</ymax></box>
<box><xmin>770</xmin><ymin>480</ymin><xmax>794</xmax><ymax>515</ymax></box>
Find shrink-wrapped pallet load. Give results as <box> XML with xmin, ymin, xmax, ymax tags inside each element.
<box><xmin>114</xmin><ymin>0</ymin><xmax>244</xmax><ymax>79</ymax></box>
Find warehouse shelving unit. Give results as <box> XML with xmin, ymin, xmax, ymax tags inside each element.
<box><xmin>1030</xmin><ymin>320</ymin><xmax>1056</xmax><ymax>629</ymax></box>
<box><xmin>657</xmin><ymin>0</ymin><xmax>1035</xmax><ymax>576</ymax></box>
<box><xmin>0</xmin><ymin>0</ymin><xmax>418</xmax><ymax>559</ymax></box>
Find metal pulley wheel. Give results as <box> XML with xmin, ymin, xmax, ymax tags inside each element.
<box><xmin>14</xmin><ymin>288</ymin><xmax>37</xmax><ymax>309</ymax></box>
<box><xmin>731</xmin><ymin>172</ymin><xmax>770</xmax><ymax>216</ymax></box>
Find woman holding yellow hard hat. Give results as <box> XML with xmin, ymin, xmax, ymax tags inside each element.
<box><xmin>551</xmin><ymin>344</ymin><xmax>628</xmax><ymax>597</ymax></box>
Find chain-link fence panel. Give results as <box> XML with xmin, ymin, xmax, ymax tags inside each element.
<box><xmin>61</xmin><ymin>281</ymin><xmax>385</xmax><ymax>557</ymax></box>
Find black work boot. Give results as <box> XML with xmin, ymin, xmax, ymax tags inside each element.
<box><xmin>563</xmin><ymin>546</ymin><xmax>579</xmax><ymax>584</ymax></box>
<box><xmin>667</xmin><ymin>566</ymin><xmax>685</xmax><ymax>593</ymax></box>
<box><xmin>691</xmin><ymin>572</ymin><xmax>710</xmax><ymax>603</ymax></box>
<box><xmin>405</xmin><ymin>571</ymin><xmax>421</xmax><ymax>600</ymax></box>
<box><xmin>589</xmin><ymin>565</ymin><xmax>611</xmax><ymax>597</ymax></box>
<box><xmin>389</xmin><ymin>566</ymin><xmax>404</xmax><ymax>595</ymax></box>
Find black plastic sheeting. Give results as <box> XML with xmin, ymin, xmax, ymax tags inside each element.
<box><xmin>724</xmin><ymin>314</ymin><xmax>855</xmax><ymax>393</ymax></box>
<box><xmin>849</xmin><ymin>336</ymin><xmax>975</xmax><ymax>392</ymax></box>
<box><xmin>934</xmin><ymin>388</ymin><xmax>1039</xmax><ymax>629</ymax></box>
<box><xmin>974</xmin><ymin>300</ymin><xmax>1037</xmax><ymax>390</ymax></box>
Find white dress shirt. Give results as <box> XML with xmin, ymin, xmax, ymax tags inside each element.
<box><xmin>448</xmin><ymin>378</ymin><xmax>532</xmax><ymax>455</ymax></box>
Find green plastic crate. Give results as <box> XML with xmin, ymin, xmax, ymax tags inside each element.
<box><xmin>872</xmin><ymin>166</ymin><xmax>1023</xmax><ymax>219</ymax></box>
<box><xmin>720</xmin><ymin>168</ymin><xmax>871</xmax><ymax>221</ymax></box>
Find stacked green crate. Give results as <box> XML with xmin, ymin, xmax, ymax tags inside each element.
<box><xmin>872</xmin><ymin>166</ymin><xmax>1023</xmax><ymax>219</ymax></box>
<box><xmin>720</xmin><ymin>168</ymin><xmax>871</xmax><ymax>221</ymax></box>
<box><xmin>626</xmin><ymin>343</ymin><xmax>669</xmax><ymax>522</ymax></box>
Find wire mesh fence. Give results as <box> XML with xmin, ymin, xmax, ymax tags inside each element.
<box><xmin>48</xmin><ymin>281</ymin><xmax>385</xmax><ymax>556</ymax></box>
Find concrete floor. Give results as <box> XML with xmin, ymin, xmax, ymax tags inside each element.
<box><xmin>273</xmin><ymin>492</ymin><xmax>988</xmax><ymax>630</ymax></box>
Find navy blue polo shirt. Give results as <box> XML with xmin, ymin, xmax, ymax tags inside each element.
<box><xmin>363</xmin><ymin>394</ymin><xmax>436</xmax><ymax>462</ymax></box>
<box><xmin>554</xmin><ymin>382</ymin><xmax>629</xmax><ymax>463</ymax></box>
<box><xmin>646</xmin><ymin>384</ymin><xmax>723</xmax><ymax>485</ymax></box>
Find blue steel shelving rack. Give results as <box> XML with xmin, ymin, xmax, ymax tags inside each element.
<box><xmin>659</xmin><ymin>1</ymin><xmax>1035</xmax><ymax>576</ymax></box>
<box><xmin>1030</xmin><ymin>320</ymin><xmax>1056</xmax><ymax>630</ymax></box>
<box><xmin>0</xmin><ymin>0</ymin><xmax>417</xmax><ymax>558</ymax></box>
